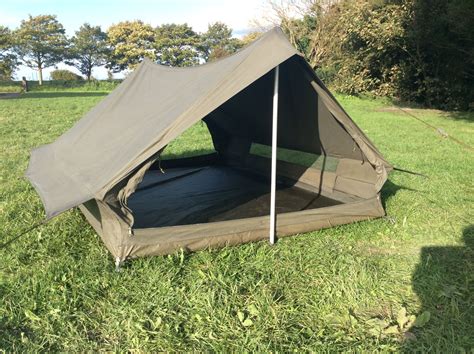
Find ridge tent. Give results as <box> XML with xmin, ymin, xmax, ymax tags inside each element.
<box><xmin>26</xmin><ymin>27</ymin><xmax>392</xmax><ymax>262</ymax></box>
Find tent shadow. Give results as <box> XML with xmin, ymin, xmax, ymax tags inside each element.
<box><xmin>379</xmin><ymin>179</ymin><xmax>422</xmax><ymax>210</ymax></box>
<box><xmin>445</xmin><ymin>111</ymin><xmax>474</xmax><ymax>124</ymax></box>
<box><xmin>407</xmin><ymin>225</ymin><xmax>474</xmax><ymax>350</ymax></box>
<box><xmin>20</xmin><ymin>92</ymin><xmax>108</xmax><ymax>99</ymax></box>
<box><xmin>380</xmin><ymin>179</ymin><xmax>401</xmax><ymax>207</ymax></box>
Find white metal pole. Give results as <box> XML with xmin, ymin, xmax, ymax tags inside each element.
<box><xmin>269</xmin><ymin>65</ymin><xmax>279</xmax><ymax>245</ymax></box>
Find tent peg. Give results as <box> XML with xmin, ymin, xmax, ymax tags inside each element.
<box><xmin>115</xmin><ymin>257</ymin><xmax>123</xmax><ymax>272</ymax></box>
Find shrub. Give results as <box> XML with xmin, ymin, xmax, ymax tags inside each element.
<box><xmin>282</xmin><ymin>0</ymin><xmax>473</xmax><ymax>110</ymax></box>
<box><xmin>0</xmin><ymin>81</ymin><xmax>21</xmax><ymax>93</ymax></box>
<box><xmin>50</xmin><ymin>69</ymin><xmax>83</xmax><ymax>81</ymax></box>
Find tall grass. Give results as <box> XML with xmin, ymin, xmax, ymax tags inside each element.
<box><xmin>0</xmin><ymin>91</ymin><xmax>472</xmax><ymax>351</ymax></box>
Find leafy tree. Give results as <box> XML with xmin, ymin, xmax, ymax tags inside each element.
<box><xmin>400</xmin><ymin>0</ymin><xmax>474</xmax><ymax>109</ymax></box>
<box><xmin>269</xmin><ymin>0</ymin><xmax>474</xmax><ymax>109</ymax></box>
<box><xmin>200</xmin><ymin>22</ymin><xmax>241</xmax><ymax>61</ymax></box>
<box><xmin>287</xmin><ymin>14</ymin><xmax>318</xmax><ymax>59</ymax></box>
<box><xmin>239</xmin><ymin>31</ymin><xmax>263</xmax><ymax>46</ymax></box>
<box><xmin>155</xmin><ymin>23</ymin><xmax>201</xmax><ymax>67</ymax></box>
<box><xmin>66</xmin><ymin>23</ymin><xmax>108</xmax><ymax>81</ymax></box>
<box><xmin>106</xmin><ymin>20</ymin><xmax>156</xmax><ymax>72</ymax></box>
<box><xmin>324</xmin><ymin>1</ymin><xmax>407</xmax><ymax>96</ymax></box>
<box><xmin>273</xmin><ymin>1</ymin><xmax>344</xmax><ymax>70</ymax></box>
<box><xmin>0</xmin><ymin>26</ymin><xmax>17</xmax><ymax>80</ymax></box>
<box><xmin>14</xmin><ymin>15</ymin><xmax>68</xmax><ymax>85</ymax></box>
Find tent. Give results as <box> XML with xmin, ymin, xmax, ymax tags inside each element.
<box><xmin>26</xmin><ymin>27</ymin><xmax>392</xmax><ymax>263</ymax></box>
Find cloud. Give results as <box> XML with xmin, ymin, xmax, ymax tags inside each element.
<box><xmin>123</xmin><ymin>0</ymin><xmax>266</xmax><ymax>36</ymax></box>
<box><xmin>179</xmin><ymin>0</ymin><xmax>265</xmax><ymax>33</ymax></box>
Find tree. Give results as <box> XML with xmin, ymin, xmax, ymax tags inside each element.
<box><xmin>14</xmin><ymin>15</ymin><xmax>68</xmax><ymax>85</ymax></box>
<box><xmin>155</xmin><ymin>23</ymin><xmax>201</xmax><ymax>67</ymax></box>
<box><xmin>106</xmin><ymin>21</ymin><xmax>156</xmax><ymax>72</ymax></box>
<box><xmin>400</xmin><ymin>0</ymin><xmax>474</xmax><ymax>109</ymax></box>
<box><xmin>263</xmin><ymin>0</ymin><xmax>341</xmax><ymax>69</ymax></box>
<box><xmin>263</xmin><ymin>0</ymin><xmax>473</xmax><ymax>109</ymax></box>
<box><xmin>239</xmin><ymin>31</ymin><xmax>263</xmax><ymax>46</ymax></box>
<box><xmin>200</xmin><ymin>22</ymin><xmax>241</xmax><ymax>61</ymax></box>
<box><xmin>0</xmin><ymin>26</ymin><xmax>17</xmax><ymax>80</ymax></box>
<box><xmin>319</xmin><ymin>1</ymin><xmax>407</xmax><ymax>96</ymax></box>
<box><xmin>66</xmin><ymin>23</ymin><xmax>108</xmax><ymax>81</ymax></box>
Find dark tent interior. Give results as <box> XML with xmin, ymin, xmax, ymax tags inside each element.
<box><xmin>127</xmin><ymin>56</ymin><xmax>367</xmax><ymax>229</ymax></box>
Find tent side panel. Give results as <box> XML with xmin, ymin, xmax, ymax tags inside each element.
<box><xmin>79</xmin><ymin>200</ymin><xmax>128</xmax><ymax>259</ymax></box>
<box><xmin>80</xmin><ymin>201</ymin><xmax>103</xmax><ymax>236</ymax></box>
<box><xmin>243</xmin><ymin>154</ymin><xmax>379</xmax><ymax>199</ymax></box>
<box><xmin>121</xmin><ymin>196</ymin><xmax>385</xmax><ymax>259</ymax></box>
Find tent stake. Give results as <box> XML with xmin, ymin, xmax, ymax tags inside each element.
<box><xmin>269</xmin><ymin>65</ymin><xmax>279</xmax><ymax>245</ymax></box>
<box><xmin>115</xmin><ymin>257</ymin><xmax>123</xmax><ymax>272</ymax></box>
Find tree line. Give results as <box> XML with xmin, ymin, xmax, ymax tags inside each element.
<box><xmin>1</xmin><ymin>1</ymin><xmax>472</xmax><ymax>111</ymax></box>
<box><xmin>273</xmin><ymin>0</ymin><xmax>473</xmax><ymax>110</ymax></box>
<box><xmin>0</xmin><ymin>15</ymin><xmax>255</xmax><ymax>84</ymax></box>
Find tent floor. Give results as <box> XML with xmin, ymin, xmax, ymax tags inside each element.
<box><xmin>128</xmin><ymin>165</ymin><xmax>342</xmax><ymax>229</ymax></box>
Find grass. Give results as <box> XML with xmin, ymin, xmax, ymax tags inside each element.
<box><xmin>0</xmin><ymin>91</ymin><xmax>473</xmax><ymax>351</ymax></box>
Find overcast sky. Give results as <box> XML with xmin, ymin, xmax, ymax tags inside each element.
<box><xmin>1</xmin><ymin>0</ymin><xmax>269</xmax><ymax>80</ymax></box>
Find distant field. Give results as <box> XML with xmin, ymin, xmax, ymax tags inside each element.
<box><xmin>0</xmin><ymin>91</ymin><xmax>472</xmax><ymax>351</ymax></box>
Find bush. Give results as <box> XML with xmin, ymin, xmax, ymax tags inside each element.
<box><xmin>0</xmin><ymin>81</ymin><xmax>21</xmax><ymax>93</ymax></box>
<box><xmin>50</xmin><ymin>69</ymin><xmax>83</xmax><ymax>81</ymax></box>
<box><xmin>24</xmin><ymin>79</ymin><xmax>122</xmax><ymax>92</ymax></box>
<box><xmin>284</xmin><ymin>0</ymin><xmax>473</xmax><ymax>110</ymax></box>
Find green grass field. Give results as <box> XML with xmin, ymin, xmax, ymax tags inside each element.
<box><xmin>0</xmin><ymin>91</ymin><xmax>473</xmax><ymax>351</ymax></box>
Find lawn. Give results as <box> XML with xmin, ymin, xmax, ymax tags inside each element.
<box><xmin>0</xmin><ymin>90</ymin><xmax>472</xmax><ymax>351</ymax></box>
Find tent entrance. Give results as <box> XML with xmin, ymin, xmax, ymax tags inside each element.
<box><xmin>125</xmin><ymin>61</ymin><xmax>361</xmax><ymax>231</ymax></box>
<box><xmin>128</xmin><ymin>163</ymin><xmax>342</xmax><ymax>229</ymax></box>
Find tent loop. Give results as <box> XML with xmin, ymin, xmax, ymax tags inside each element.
<box><xmin>157</xmin><ymin>153</ymin><xmax>165</xmax><ymax>174</ymax></box>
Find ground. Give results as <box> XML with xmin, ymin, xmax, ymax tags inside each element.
<box><xmin>0</xmin><ymin>90</ymin><xmax>472</xmax><ymax>351</ymax></box>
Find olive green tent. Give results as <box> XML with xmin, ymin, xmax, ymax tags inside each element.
<box><xmin>26</xmin><ymin>27</ymin><xmax>392</xmax><ymax>263</ymax></box>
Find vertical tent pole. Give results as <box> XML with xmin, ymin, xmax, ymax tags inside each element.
<box><xmin>269</xmin><ymin>65</ymin><xmax>279</xmax><ymax>245</ymax></box>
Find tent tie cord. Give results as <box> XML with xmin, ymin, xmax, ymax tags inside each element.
<box><xmin>395</xmin><ymin>106</ymin><xmax>473</xmax><ymax>152</ymax></box>
<box><xmin>0</xmin><ymin>219</ymin><xmax>48</xmax><ymax>249</ymax></box>
<box><xmin>392</xmin><ymin>166</ymin><xmax>429</xmax><ymax>179</ymax></box>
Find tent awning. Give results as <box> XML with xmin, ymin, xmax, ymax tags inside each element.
<box><xmin>26</xmin><ymin>28</ymin><xmax>301</xmax><ymax>218</ymax></box>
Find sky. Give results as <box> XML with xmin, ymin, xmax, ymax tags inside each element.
<box><xmin>1</xmin><ymin>0</ymin><xmax>270</xmax><ymax>80</ymax></box>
